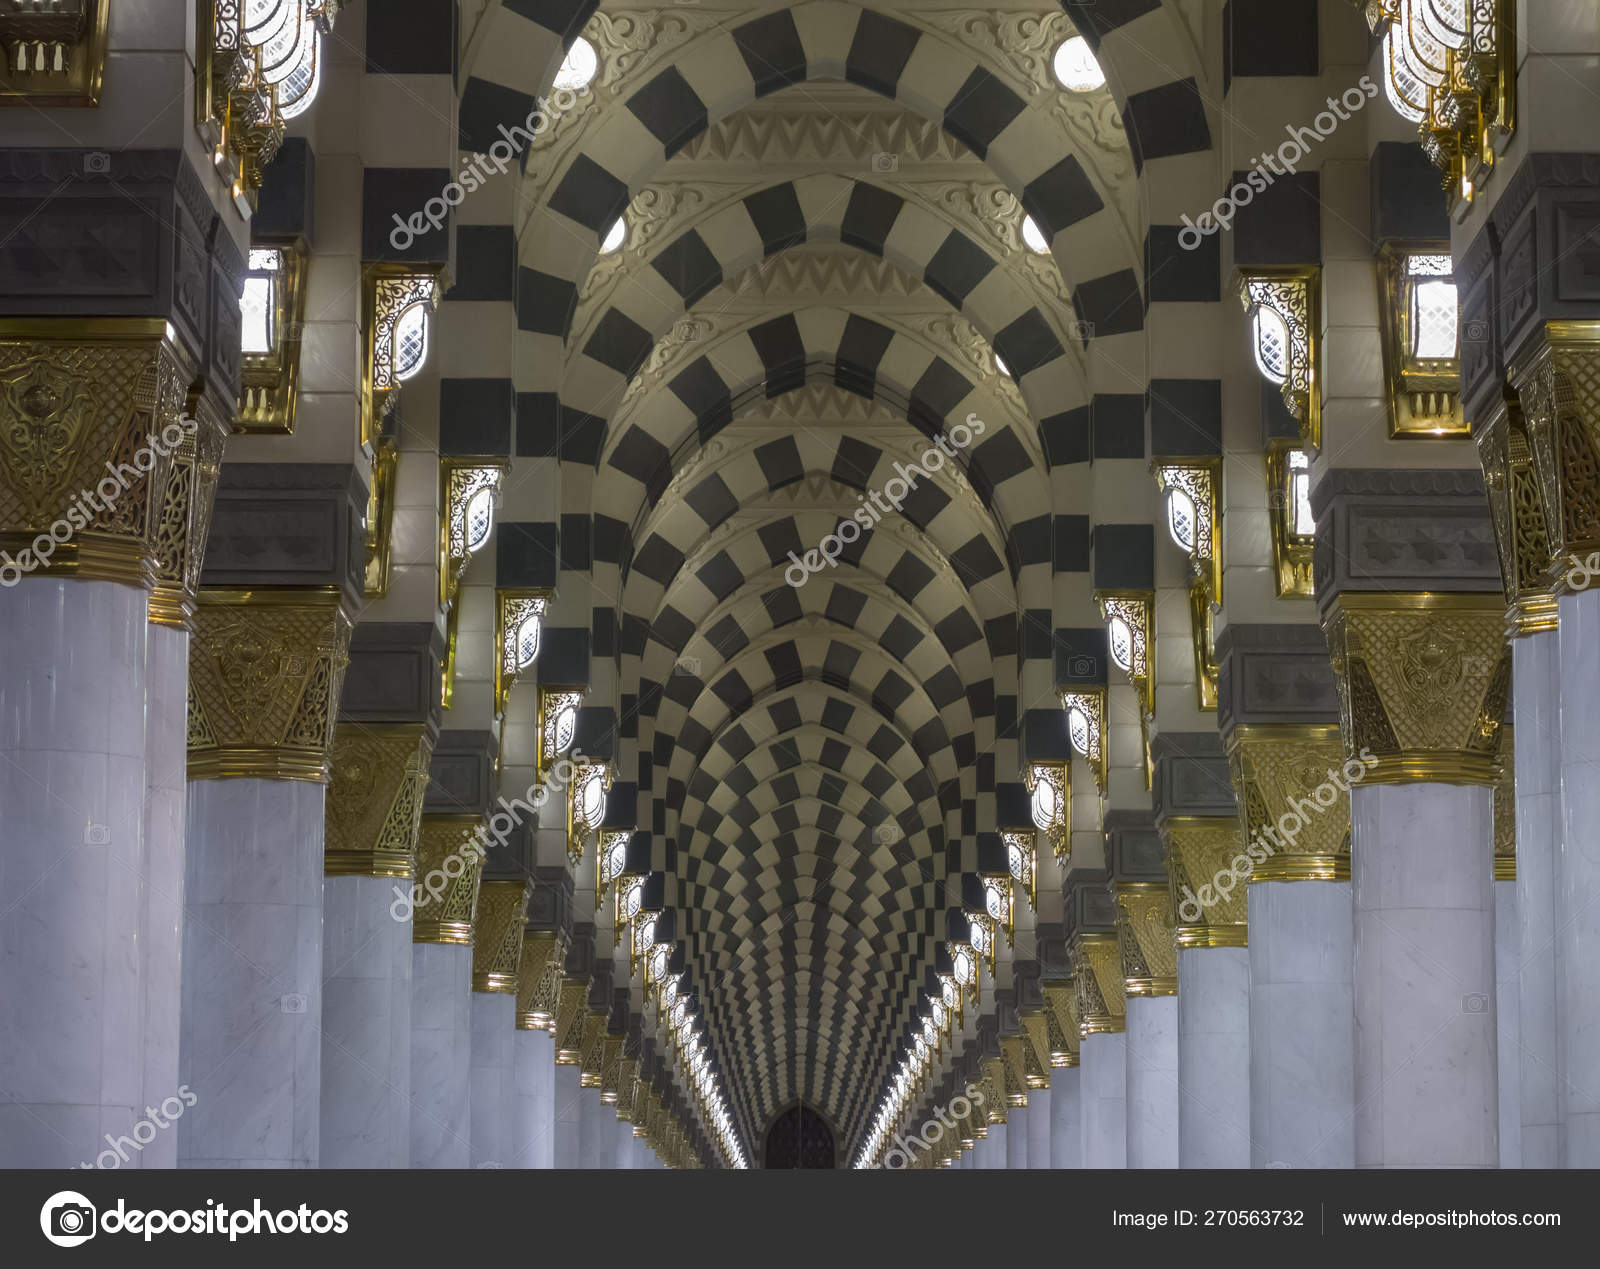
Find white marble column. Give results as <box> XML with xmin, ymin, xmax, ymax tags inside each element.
<box><xmin>1178</xmin><ymin>945</ymin><xmax>1251</xmax><ymax>1167</ymax></box>
<box><xmin>1558</xmin><ymin>588</ymin><xmax>1600</xmax><ymax>1165</ymax></box>
<box><xmin>553</xmin><ymin>1061</ymin><xmax>583</xmax><ymax>1167</ymax></box>
<box><xmin>320</xmin><ymin>875</ymin><xmax>412</xmax><ymax>1167</ymax></box>
<box><xmin>470</xmin><ymin>991</ymin><xmax>516</xmax><ymax>1167</ymax></box>
<box><xmin>1352</xmin><ymin>784</ymin><xmax>1497</xmax><ymax>1167</ymax></box>
<box><xmin>1079</xmin><ymin>1032</ymin><xmax>1127</xmax><ymax>1167</ymax></box>
<box><xmin>1050</xmin><ymin>1065</ymin><xmax>1082</xmax><ymax>1167</ymax></box>
<box><xmin>616</xmin><ymin>1119</ymin><xmax>636</xmax><ymax>1168</ymax></box>
<box><xmin>580</xmin><ymin>1087</ymin><xmax>615</xmax><ymax>1168</ymax></box>
<box><xmin>513</xmin><ymin>1027</ymin><xmax>556</xmax><ymax>1167</ymax></box>
<box><xmin>1496</xmin><ymin>878</ymin><xmax>1522</xmax><ymax>1168</ymax></box>
<box><xmin>1249</xmin><ymin>881</ymin><xmax>1354</xmax><ymax>1167</ymax></box>
<box><xmin>980</xmin><ymin>1124</ymin><xmax>1007</xmax><ymax>1168</ymax></box>
<box><xmin>409</xmin><ymin>942</ymin><xmax>473</xmax><ymax>1168</ymax></box>
<box><xmin>1126</xmin><ymin>996</ymin><xmax>1179</xmax><ymax>1168</ymax></box>
<box><xmin>179</xmin><ymin>779</ymin><xmax>325</xmax><ymax>1167</ymax></box>
<box><xmin>140</xmin><ymin>621</ymin><xmax>188</xmax><ymax>1169</ymax></box>
<box><xmin>1026</xmin><ymin>1085</ymin><xmax>1051</xmax><ymax>1168</ymax></box>
<box><xmin>632</xmin><ymin>1135</ymin><xmax>653</xmax><ymax>1168</ymax></box>
<box><xmin>0</xmin><ymin>580</ymin><xmax>152</xmax><ymax>1168</ymax></box>
<box><xmin>1514</xmin><ymin>630</ymin><xmax>1561</xmax><ymax>1165</ymax></box>
<box><xmin>1005</xmin><ymin>1107</ymin><xmax>1029</xmax><ymax>1168</ymax></box>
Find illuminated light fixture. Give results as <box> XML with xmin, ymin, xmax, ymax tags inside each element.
<box><xmin>1265</xmin><ymin>443</ymin><xmax>1316</xmax><ymax>598</ymax></box>
<box><xmin>1061</xmin><ymin>687</ymin><xmax>1110</xmax><ymax>798</ymax></box>
<box><xmin>983</xmin><ymin>875</ymin><xmax>1015</xmax><ymax>945</ymax></box>
<box><xmin>966</xmin><ymin>910</ymin><xmax>996</xmax><ymax>976</ymax></box>
<box><xmin>567</xmin><ymin>761</ymin><xmax>612</xmax><ymax>865</ymax></box>
<box><xmin>600</xmin><ymin>217</ymin><xmax>626</xmax><ymax>254</ymax></box>
<box><xmin>362</xmin><ymin>264</ymin><xmax>443</xmax><ymax>449</ymax></box>
<box><xmin>1021</xmin><ymin>215</ymin><xmax>1051</xmax><ymax>254</ymax></box>
<box><xmin>536</xmin><ymin>687</ymin><xmax>583</xmax><ymax>782</ymax></box>
<box><xmin>1152</xmin><ymin>459</ymin><xmax>1222</xmax><ymax>710</ymax></box>
<box><xmin>1096</xmin><ymin>589</ymin><xmax>1155</xmax><ymax>788</ymax></box>
<box><xmin>238</xmin><ymin>240</ymin><xmax>308</xmax><ymax>433</ymax></box>
<box><xmin>1052</xmin><ymin>34</ymin><xmax>1105</xmax><ymax>92</ymax></box>
<box><xmin>1003</xmin><ymin>831</ymin><xmax>1038</xmax><ymax>915</ymax></box>
<box><xmin>0</xmin><ymin>0</ymin><xmax>110</xmax><ymax>105</ymax></box>
<box><xmin>1238</xmin><ymin>269</ymin><xmax>1321</xmax><ymax>449</ymax></box>
<box><xmin>1022</xmin><ymin>760</ymin><xmax>1069</xmax><ymax>867</ymax></box>
<box><xmin>1375</xmin><ymin>245</ymin><xmax>1466</xmax><ymax>437</ymax></box>
<box><xmin>598</xmin><ymin>828</ymin><xmax>633</xmax><ymax>899</ymax></box>
<box><xmin>553</xmin><ymin>35</ymin><xmax>597</xmax><ymax>91</ymax></box>
<box><xmin>993</xmin><ymin>351</ymin><xmax>1010</xmax><ymax>378</ymax></box>
<box><xmin>438</xmin><ymin>460</ymin><xmax>507</xmax><ymax>708</ymax></box>
<box><xmin>494</xmin><ymin>589</ymin><xmax>550</xmax><ymax>717</ymax></box>
<box><xmin>1364</xmin><ymin>0</ymin><xmax>1515</xmax><ymax>215</ymax></box>
<box><xmin>951</xmin><ymin>942</ymin><xmax>978</xmax><ymax>1006</ymax></box>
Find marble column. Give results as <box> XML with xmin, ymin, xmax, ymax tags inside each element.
<box><xmin>1325</xmin><ymin>590</ymin><xmax>1504</xmax><ymax>1167</ymax></box>
<box><xmin>408</xmin><ymin>813</ymin><xmax>487</xmax><ymax>1168</ymax></box>
<box><xmin>551</xmin><ymin>965</ymin><xmax>592</xmax><ymax>1167</ymax></box>
<box><xmin>1513</xmin><ymin>632</ymin><xmax>1561</xmax><ymax>1165</ymax></box>
<box><xmin>615</xmin><ymin>1120</ymin><xmax>636</xmax><ymax>1168</ymax></box>
<box><xmin>511</xmin><ymin>926</ymin><xmax>566</xmax><ymax>1168</ymax></box>
<box><xmin>1050</xmin><ymin>1065</ymin><xmax>1082</xmax><ymax>1168</ymax></box>
<box><xmin>553</xmin><ymin>1059</ymin><xmax>584</xmax><ymax>1168</ymax></box>
<box><xmin>1026</xmin><ymin>1085</ymin><xmax>1051</xmax><ymax>1168</ymax></box>
<box><xmin>468</xmin><ymin>879</ymin><xmax>530</xmax><ymax>1168</ymax></box>
<box><xmin>1005</xmin><ymin>1107</ymin><xmax>1029</xmax><ymax>1168</ymax></box>
<box><xmin>980</xmin><ymin>1124</ymin><xmax>1007</xmax><ymax>1168</ymax></box>
<box><xmin>1110</xmin><ymin>813</ymin><xmax>1179</xmax><ymax>1169</ymax></box>
<box><xmin>180</xmin><ymin>584</ymin><xmax>355</xmax><ymax>1169</ymax></box>
<box><xmin>1557</xmin><ymin>586</ymin><xmax>1600</xmax><ymax>1164</ymax></box>
<box><xmin>1079</xmin><ymin>1033</ymin><xmax>1126</xmax><ymax>1168</ymax></box>
<box><xmin>0</xmin><ymin>328</ymin><xmax>198</xmax><ymax>1170</ymax></box>
<box><xmin>319</xmin><ymin>723</ymin><xmax>432</xmax><ymax>1168</ymax></box>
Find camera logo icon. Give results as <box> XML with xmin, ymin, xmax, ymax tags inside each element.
<box><xmin>870</xmin><ymin>152</ymin><xmax>898</xmax><ymax>174</ymax></box>
<box><xmin>1461</xmin><ymin>992</ymin><xmax>1489</xmax><ymax>1014</ymax></box>
<box><xmin>1461</xmin><ymin>318</ymin><xmax>1488</xmax><ymax>343</ymax></box>
<box><xmin>1066</xmin><ymin>653</ymin><xmax>1095</xmax><ymax>678</ymax></box>
<box><xmin>84</xmin><ymin>824</ymin><xmax>110</xmax><ymax>845</ymax></box>
<box><xmin>1069</xmin><ymin>320</ymin><xmax>1095</xmax><ymax>341</ymax></box>
<box><xmin>41</xmin><ymin>1191</ymin><xmax>96</xmax><ymax>1247</ymax></box>
<box><xmin>82</xmin><ymin>151</ymin><xmax>110</xmax><ymax>175</ymax></box>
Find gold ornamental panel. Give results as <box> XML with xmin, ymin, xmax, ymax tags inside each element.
<box><xmin>980</xmin><ymin>1056</ymin><xmax>1007</xmax><ymax>1126</ymax></box>
<box><xmin>410</xmin><ymin>814</ymin><xmax>487</xmax><ymax>945</ymax></box>
<box><xmin>1475</xmin><ymin>389</ymin><xmax>1558</xmax><ymax>636</ymax></box>
<box><xmin>1323</xmin><ymin>592</ymin><xmax>1508</xmax><ymax>786</ymax></box>
<box><xmin>554</xmin><ymin>979</ymin><xmax>589</xmax><ymax>1064</ymax></box>
<box><xmin>515</xmin><ymin>930</ymin><xmax>568</xmax><ymax>1032</ymax></box>
<box><xmin>324</xmin><ymin>723</ymin><xmax>433</xmax><ymax>879</ymax></box>
<box><xmin>579</xmin><ymin>1010</ymin><xmax>608</xmax><ymax>1087</ymax></box>
<box><xmin>1019</xmin><ymin>1009</ymin><xmax>1054</xmax><ymax>1087</ymax></box>
<box><xmin>1041</xmin><ymin>980</ymin><xmax>1080</xmax><ymax>1067</ymax></box>
<box><xmin>472</xmin><ymin>879</ymin><xmax>531</xmax><ymax>993</ymax></box>
<box><xmin>600</xmin><ymin>1032</ymin><xmax>625</xmax><ymax>1104</ymax></box>
<box><xmin>998</xmin><ymin>1035</ymin><xmax>1030</xmax><ymax>1108</ymax></box>
<box><xmin>0</xmin><ymin>322</ymin><xmax>190</xmax><ymax>588</ymax></box>
<box><xmin>187</xmin><ymin>588</ymin><xmax>353</xmax><ymax>782</ymax></box>
<box><xmin>1115</xmin><ymin>883</ymin><xmax>1178</xmax><ymax>997</ymax></box>
<box><xmin>1070</xmin><ymin>933</ymin><xmax>1125</xmax><ymax>1034</ymax></box>
<box><xmin>1227</xmin><ymin>724</ymin><xmax>1352</xmax><ymax>881</ymax></box>
<box><xmin>1162</xmin><ymin>816</ymin><xmax>1249</xmax><ymax>947</ymax></box>
<box><xmin>616</xmin><ymin>1056</ymin><xmax>640</xmax><ymax>1123</ymax></box>
<box><xmin>150</xmin><ymin>388</ymin><xmax>229</xmax><ymax>629</ymax></box>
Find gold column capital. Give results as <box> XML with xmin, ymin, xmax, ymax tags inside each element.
<box><xmin>472</xmin><ymin>879</ymin><xmax>531</xmax><ymax>993</ymax></box>
<box><xmin>1475</xmin><ymin>388</ymin><xmax>1558</xmax><ymax>636</ymax></box>
<box><xmin>150</xmin><ymin>389</ymin><xmax>229</xmax><ymax>629</ymax></box>
<box><xmin>979</xmin><ymin>1056</ymin><xmax>1007</xmax><ymax>1125</ymax></box>
<box><xmin>616</xmin><ymin>1056</ymin><xmax>640</xmax><ymax>1123</ymax></box>
<box><xmin>1226</xmin><ymin>724</ymin><xmax>1352</xmax><ymax>881</ymax></box>
<box><xmin>599</xmin><ymin>1032</ymin><xmax>625</xmax><ymax>1104</ymax></box>
<box><xmin>1018</xmin><ymin>1009</ymin><xmax>1054</xmax><ymax>1088</ymax></box>
<box><xmin>324</xmin><ymin>723</ymin><xmax>433</xmax><ymax>878</ymax></box>
<box><xmin>554</xmin><ymin>979</ymin><xmax>589</xmax><ymax>1064</ymax></box>
<box><xmin>515</xmin><ymin>930</ymin><xmax>568</xmax><ymax>1031</ymax></box>
<box><xmin>411</xmin><ymin>814</ymin><xmax>487</xmax><ymax>945</ymax></box>
<box><xmin>1040</xmin><ymin>979</ymin><xmax>1081</xmax><ymax>1067</ymax></box>
<box><xmin>0</xmin><ymin>321</ymin><xmax>190</xmax><ymax>589</ymax></box>
<box><xmin>1069</xmin><ymin>932</ymin><xmax>1126</xmax><ymax>1034</ymax></box>
<box><xmin>1114</xmin><ymin>882</ymin><xmax>1178</xmax><ymax>997</ymax></box>
<box><xmin>1162</xmin><ymin>815</ymin><xmax>1249</xmax><ymax>947</ymax></box>
<box><xmin>1510</xmin><ymin>319</ymin><xmax>1600</xmax><ymax>597</ymax></box>
<box><xmin>1323</xmin><ymin>592</ymin><xmax>1508</xmax><ymax>786</ymax></box>
<box><xmin>578</xmin><ymin>1010</ymin><xmax>608</xmax><ymax>1087</ymax></box>
<box><xmin>998</xmin><ymin>1034</ymin><xmax>1030</xmax><ymax>1108</ymax></box>
<box><xmin>187</xmin><ymin>587</ymin><xmax>354</xmax><ymax>782</ymax></box>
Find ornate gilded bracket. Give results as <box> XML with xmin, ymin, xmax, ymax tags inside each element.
<box><xmin>439</xmin><ymin>459</ymin><xmax>507</xmax><ymax>708</ymax></box>
<box><xmin>536</xmin><ymin>686</ymin><xmax>584</xmax><ymax>783</ymax></box>
<box><xmin>1070</xmin><ymin>933</ymin><xmax>1125</xmax><ymax>1034</ymax></box>
<box><xmin>495</xmin><ymin>588</ymin><xmax>551</xmax><ymax>717</ymax></box>
<box><xmin>411</xmin><ymin>814</ymin><xmax>487</xmax><ymax>945</ymax></box>
<box><xmin>1239</xmin><ymin>268</ymin><xmax>1321</xmax><ymax>449</ymax></box>
<box><xmin>0</xmin><ymin>0</ymin><xmax>108</xmax><ymax>106</ymax></box>
<box><xmin>1000</xmin><ymin>829</ymin><xmax>1037</xmax><ymax>912</ymax></box>
<box><xmin>515</xmin><ymin>929</ymin><xmax>568</xmax><ymax>1033</ymax></box>
<box><xmin>1265</xmin><ymin>441</ymin><xmax>1316</xmax><ymax>598</ymax></box>
<box><xmin>473</xmin><ymin>879</ymin><xmax>532</xmax><ymax>993</ymax></box>
<box><xmin>1097</xmin><ymin>589</ymin><xmax>1155</xmax><ymax>787</ymax></box>
<box><xmin>1226</xmin><ymin>724</ymin><xmax>1352</xmax><ymax>882</ymax></box>
<box><xmin>1062</xmin><ymin>687</ymin><xmax>1109</xmax><ymax>798</ymax></box>
<box><xmin>363</xmin><ymin>433</ymin><xmax>399</xmax><ymax>598</ymax></box>
<box><xmin>196</xmin><ymin>0</ymin><xmax>339</xmax><ymax>211</ymax></box>
<box><xmin>238</xmin><ymin>240</ymin><xmax>309</xmax><ymax>434</ymax></box>
<box><xmin>363</xmin><ymin>263</ymin><xmax>442</xmax><ymax>448</ymax></box>
<box><xmin>1022</xmin><ymin>759</ymin><xmax>1068</xmax><ymax>866</ymax></box>
<box><xmin>1114</xmin><ymin>883</ymin><xmax>1178</xmax><ymax>998</ymax></box>
<box><xmin>1154</xmin><ymin>458</ymin><xmax>1222</xmax><ymax>708</ymax></box>
<box><xmin>1161</xmin><ymin>816</ymin><xmax>1248</xmax><ymax>947</ymax></box>
<box><xmin>151</xmin><ymin>389</ymin><xmax>230</xmax><ymax>630</ymax></box>
<box><xmin>1376</xmin><ymin>244</ymin><xmax>1465</xmax><ymax>437</ymax></box>
<box><xmin>324</xmin><ymin>723</ymin><xmax>433</xmax><ymax>878</ymax></box>
<box><xmin>1475</xmin><ymin>387</ymin><xmax>1556</xmax><ymax>635</ymax></box>
<box><xmin>567</xmin><ymin>761</ymin><xmax>612</xmax><ymax>866</ymax></box>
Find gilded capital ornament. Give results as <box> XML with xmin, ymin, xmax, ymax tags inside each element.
<box><xmin>979</xmin><ymin>1056</ymin><xmax>1007</xmax><ymax>1125</ymax></box>
<box><xmin>1510</xmin><ymin>321</ymin><xmax>1600</xmax><ymax>597</ymax></box>
<box><xmin>1476</xmin><ymin>387</ymin><xmax>1557</xmax><ymax>635</ymax></box>
<box><xmin>324</xmin><ymin>723</ymin><xmax>433</xmax><ymax>878</ymax></box>
<box><xmin>616</xmin><ymin>1056</ymin><xmax>641</xmax><ymax>1123</ymax></box>
<box><xmin>187</xmin><ymin>588</ymin><xmax>354</xmax><ymax>782</ymax></box>
<box><xmin>600</xmin><ymin>1031</ymin><xmax>626</xmax><ymax>1104</ymax></box>
<box><xmin>1040</xmin><ymin>980</ymin><xmax>1080</xmax><ymax>1067</ymax></box>
<box><xmin>515</xmin><ymin>930</ymin><xmax>568</xmax><ymax>1031</ymax></box>
<box><xmin>1226</xmin><ymin>725</ymin><xmax>1352</xmax><ymax>881</ymax></box>
<box><xmin>150</xmin><ymin>390</ymin><xmax>229</xmax><ymax>629</ymax></box>
<box><xmin>1114</xmin><ymin>884</ymin><xmax>1178</xmax><ymax>997</ymax></box>
<box><xmin>1069</xmin><ymin>933</ymin><xmax>1125</xmax><ymax>1034</ymax></box>
<box><xmin>579</xmin><ymin>1010</ymin><xmax>609</xmax><ymax>1088</ymax></box>
<box><xmin>410</xmin><ymin>814</ymin><xmax>487</xmax><ymax>945</ymax></box>
<box><xmin>472</xmin><ymin>879</ymin><xmax>532</xmax><ymax>992</ymax></box>
<box><xmin>0</xmin><ymin>322</ymin><xmax>190</xmax><ymax>588</ymax></box>
<box><xmin>1162</xmin><ymin>816</ymin><xmax>1248</xmax><ymax>947</ymax></box>
<box><xmin>1018</xmin><ymin>1008</ymin><xmax>1054</xmax><ymax>1086</ymax></box>
<box><xmin>1494</xmin><ymin>723</ymin><xmax>1515</xmax><ymax>882</ymax></box>
<box><xmin>1322</xmin><ymin>592</ymin><xmax>1508</xmax><ymax>786</ymax></box>
<box><xmin>554</xmin><ymin>979</ymin><xmax>589</xmax><ymax>1064</ymax></box>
